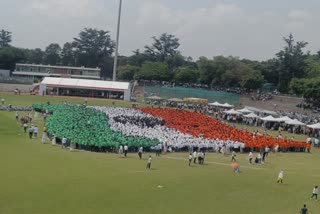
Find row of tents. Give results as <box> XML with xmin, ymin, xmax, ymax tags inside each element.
<box><xmin>146</xmin><ymin>97</ymin><xmax>320</xmax><ymax>129</ymax></box>
<box><xmin>147</xmin><ymin>96</ymin><xmax>209</xmax><ymax>103</ymax></box>
<box><xmin>223</xmin><ymin>107</ymin><xmax>320</xmax><ymax>129</ymax></box>
<box><xmin>147</xmin><ymin>96</ymin><xmax>235</xmax><ymax>106</ymax></box>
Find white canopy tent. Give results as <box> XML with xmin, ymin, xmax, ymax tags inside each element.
<box><xmin>261</xmin><ymin>115</ymin><xmax>278</xmax><ymax>122</ymax></box>
<box><xmin>245</xmin><ymin>106</ymin><xmax>278</xmax><ymax>116</ymax></box>
<box><xmin>275</xmin><ymin>116</ymin><xmax>292</xmax><ymax>122</ymax></box>
<box><xmin>221</xmin><ymin>103</ymin><xmax>234</xmax><ymax>108</ymax></box>
<box><xmin>237</xmin><ymin>107</ymin><xmax>253</xmax><ymax>114</ymax></box>
<box><xmin>307</xmin><ymin>123</ymin><xmax>320</xmax><ymax>129</ymax></box>
<box><xmin>208</xmin><ymin>101</ymin><xmax>223</xmax><ymax>106</ymax></box>
<box><xmin>224</xmin><ymin>109</ymin><xmax>242</xmax><ymax>115</ymax></box>
<box><xmin>285</xmin><ymin>119</ymin><xmax>305</xmax><ymax>126</ymax></box>
<box><xmin>243</xmin><ymin>112</ymin><xmax>260</xmax><ymax>119</ymax></box>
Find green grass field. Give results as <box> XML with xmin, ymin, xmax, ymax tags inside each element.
<box><xmin>0</xmin><ymin>93</ymin><xmax>319</xmax><ymax>214</ymax></box>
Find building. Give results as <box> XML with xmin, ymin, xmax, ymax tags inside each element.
<box><xmin>38</xmin><ymin>77</ymin><xmax>131</xmax><ymax>101</ymax></box>
<box><xmin>0</xmin><ymin>69</ymin><xmax>10</xmax><ymax>78</ymax></box>
<box><xmin>12</xmin><ymin>63</ymin><xmax>101</xmax><ymax>80</ymax></box>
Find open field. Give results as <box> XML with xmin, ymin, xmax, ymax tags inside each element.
<box><xmin>0</xmin><ymin>94</ymin><xmax>320</xmax><ymax>213</ymax></box>
<box><xmin>0</xmin><ymin>93</ymin><xmax>134</xmax><ymax>107</ymax></box>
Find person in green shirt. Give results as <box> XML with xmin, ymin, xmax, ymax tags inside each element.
<box><xmin>301</xmin><ymin>204</ymin><xmax>308</xmax><ymax>214</ymax></box>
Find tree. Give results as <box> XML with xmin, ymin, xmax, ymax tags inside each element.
<box><xmin>240</xmin><ymin>69</ymin><xmax>265</xmax><ymax>90</ymax></box>
<box><xmin>73</xmin><ymin>28</ymin><xmax>114</xmax><ymax>67</ymax></box>
<box><xmin>44</xmin><ymin>43</ymin><xmax>61</xmax><ymax>65</ymax></box>
<box><xmin>259</xmin><ymin>59</ymin><xmax>281</xmax><ymax>84</ymax></box>
<box><xmin>135</xmin><ymin>61</ymin><xmax>169</xmax><ymax>81</ymax></box>
<box><xmin>173</xmin><ymin>66</ymin><xmax>199</xmax><ymax>83</ymax></box>
<box><xmin>127</xmin><ymin>49</ymin><xmax>152</xmax><ymax>67</ymax></box>
<box><xmin>0</xmin><ymin>47</ymin><xmax>26</xmax><ymax>70</ymax></box>
<box><xmin>289</xmin><ymin>78</ymin><xmax>320</xmax><ymax>107</ymax></box>
<box><xmin>26</xmin><ymin>48</ymin><xmax>44</xmax><ymax>64</ymax></box>
<box><xmin>276</xmin><ymin>33</ymin><xmax>308</xmax><ymax>92</ymax></box>
<box><xmin>304</xmin><ymin>55</ymin><xmax>320</xmax><ymax>78</ymax></box>
<box><xmin>117</xmin><ymin>65</ymin><xmax>140</xmax><ymax>81</ymax></box>
<box><xmin>144</xmin><ymin>33</ymin><xmax>180</xmax><ymax>61</ymax></box>
<box><xmin>61</xmin><ymin>42</ymin><xmax>76</xmax><ymax>66</ymax></box>
<box><xmin>198</xmin><ymin>56</ymin><xmax>239</xmax><ymax>86</ymax></box>
<box><xmin>0</xmin><ymin>29</ymin><xmax>12</xmax><ymax>48</ymax></box>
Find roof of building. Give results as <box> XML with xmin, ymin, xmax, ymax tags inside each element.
<box><xmin>41</xmin><ymin>77</ymin><xmax>130</xmax><ymax>91</ymax></box>
<box><xmin>16</xmin><ymin>63</ymin><xmax>100</xmax><ymax>71</ymax></box>
<box><xmin>12</xmin><ymin>71</ymin><xmax>100</xmax><ymax>79</ymax></box>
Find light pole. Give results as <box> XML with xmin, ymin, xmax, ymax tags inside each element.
<box><xmin>113</xmin><ymin>0</ymin><xmax>122</xmax><ymax>81</ymax></box>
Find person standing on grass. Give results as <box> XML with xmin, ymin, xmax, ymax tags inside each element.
<box><xmin>231</xmin><ymin>151</ymin><xmax>237</xmax><ymax>162</ymax></box>
<box><xmin>138</xmin><ymin>147</ymin><xmax>143</xmax><ymax>159</ymax></box>
<box><xmin>188</xmin><ymin>153</ymin><xmax>192</xmax><ymax>166</ymax></box>
<box><xmin>124</xmin><ymin>145</ymin><xmax>128</xmax><ymax>157</ymax></box>
<box><xmin>201</xmin><ymin>151</ymin><xmax>206</xmax><ymax>165</ymax></box>
<box><xmin>193</xmin><ymin>150</ymin><xmax>197</xmax><ymax>164</ymax></box>
<box><xmin>197</xmin><ymin>151</ymin><xmax>202</xmax><ymax>164</ymax></box>
<box><xmin>248</xmin><ymin>152</ymin><xmax>253</xmax><ymax>164</ymax></box>
<box><xmin>277</xmin><ymin>170</ymin><xmax>284</xmax><ymax>184</ymax></box>
<box><xmin>61</xmin><ymin>136</ymin><xmax>67</xmax><ymax>149</ymax></box>
<box><xmin>43</xmin><ymin>112</ymin><xmax>47</xmax><ymax>121</ymax></box>
<box><xmin>119</xmin><ymin>145</ymin><xmax>123</xmax><ymax>156</ymax></box>
<box><xmin>15</xmin><ymin>112</ymin><xmax>19</xmax><ymax>121</ymax></box>
<box><xmin>28</xmin><ymin>125</ymin><xmax>34</xmax><ymax>139</ymax></box>
<box><xmin>300</xmin><ymin>204</ymin><xmax>308</xmax><ymax>214</ymax></box>
<box><xmin>51</xmin><ymin>134</ymin><xmax>56</xmax><ymax>145</ymax></box>
<box><xmin>311</xmin><ymin>186</ymin><xmax>318</xmax><ymax>200</ymax></box>
<box><xmin>23</xmin><ymin>122</ymin><xmax>28</xmax><ymax>133</ymax></box>
<box><xmin>33</xmin><ymin>125</ymin><xmax>38</xmax><ymax>138</ymax></box>
<box><xmin>146</xmin><ymin>155</ymin><xmax>152</xmax><ymax>169</ymax></box>
<box><xmin>41</xmin><ymin>130</ymin><xmax>47</xmax><ymax>144</ymax></box>
<box><xmin>314</xmin><ymin>138</ymin><xmax>319</xmax><ymax>148</ymax></box>
<box><xmin>28</xmin><ymin>113</ymin><xmax>32</xmax><ymax>123</ymax></box>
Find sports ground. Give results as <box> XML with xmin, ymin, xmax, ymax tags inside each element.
<box><xmin>0</xmin><ymin>93</ymin><xmax>319</xmax><ymax>214</ymax></box>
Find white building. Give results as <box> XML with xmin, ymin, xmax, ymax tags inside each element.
<box><xmin>39</xmin><ymin>77</ymin><xmax>131</xmax><ymax>101</ymax></box>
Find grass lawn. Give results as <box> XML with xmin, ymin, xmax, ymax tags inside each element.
<box><xmin>0</xmin><ymin>94</ymin><xmax>319</xmax><ymax>213</ymax></box>
<box><xmin>0</xmin><ymin>93</ymin><xmax>134</xmax><ymax>107</ymax></box>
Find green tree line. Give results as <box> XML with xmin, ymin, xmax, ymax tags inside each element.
<box><xmin>1</xmin><ymin>28</ymin><xmax>320</xmax><ymax>100</ymax></box>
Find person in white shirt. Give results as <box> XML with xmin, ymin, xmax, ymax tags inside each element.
<box><xmin>314</xmin><ymin>138</ymin><xmax>319</xmax><ymax>148</ymax></box>
<box><xmin>51</xmin><ymin>134</ymin><xmax>56</xmax><ymax>145</ymax></box>
<box><xmin>1</xmin><ymin>98</ymin><xmax>4</xmax><ymax>105</ymax></box>
<box><xmin>119</xmin><ymin>145</ymin><xmax>123</xmax><ymax>156</ymax></box>
<box><xmin>15</xmin><ymin>112</ymin><xmax>19</xmax><ymax>121</ymax></box>
<box><xmin>257</xmin><ymin>153</ymin><xmax>262</xmax><ymax>164</ymax></box>
<box><xmin>41</xmin><ymin>131</ymin><xmax>47</xmax><ymax>144</ymax></box>
<box><xmin>193</xmin><ymin>151</ymin><xmax>197</xmax><ymax>164</ymax></box>
<box><xmin>138</xmin><ymin>147</ymin><xmax>143</xmax><ymax>159</ymax></box>
<box><xmin>277</xmin><ymin>170</ymin><xmax>284</xmax><ymax>184</ymax></box>
<box><xmin>28</xmin><ymin>126</ymin><xmax>34</xmax><ymax>139</ymax></box>
<box><xmin>231</xmin><ymin>151</ymin><xmax>237</xmax><ymax>162</ymax></box>
<box><xmin>248</xmin><ymin>152</ymin><xmax>253</xmax><ymax>164</ymax></box>
<box><xmin>33</xmin><ymin>126</ymin><xmax>38</xmax><ymax>138</ymax></box>
<box><xmin>146</xmin><ymin>155</ymin><xmax>152</xmax><ymax>169</ymax></box>
<box><xmin>23</xmin><ymin>122</ymin><xmax>28</xmax><ymax>133</ymax></box>
<box><xmin>311</xmin><ymin>186</ymin><xmax>318</xmax><ymax>200</ymax></box>
<box><xmin>61</xmin><ymin>137</ymin><xmax>67</xmax><ymax>149</ymax></box>
<box><xmin>124</xmin><ymin>145</ymin><xmax>128</xmax><ymax>157</ymax></box>
<box><xmin>188</xmin><ymin>153</ymin><xmax>193</xmax><ymax>166</ymax></box>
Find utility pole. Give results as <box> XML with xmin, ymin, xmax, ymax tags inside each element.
<box><xmin>112</xmin><ymin>0</ymin><xmax>122</xmax><ymax>81</ymax></box>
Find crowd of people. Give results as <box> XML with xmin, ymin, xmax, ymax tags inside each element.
<box><xmin>91</xmin><ymin>106</ymin><xmax>245</xmax><ymax>153</ymax></box>
<box><xmin>140</xmin><ymin>108</ymin><xmax>309</xmax><ymax>151</ymax></box>
<box><xmin>8</xmin><ymin>101</ymin><xmax>317</xmax><ymax>213</ymax></box>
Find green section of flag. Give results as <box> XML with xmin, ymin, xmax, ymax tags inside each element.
<box><xmin>32</xmin><ymin>104</ymin><xmax>159</xmax><ymax>148</ymax></box>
